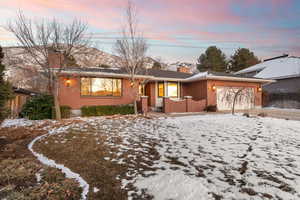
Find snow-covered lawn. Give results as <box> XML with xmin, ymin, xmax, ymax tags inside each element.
<box><xmin>17</xmin><ymin>114</ymin><xmax>300</xmax><ymax>199</ymax></box>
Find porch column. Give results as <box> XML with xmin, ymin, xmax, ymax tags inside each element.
<box><xmin>185</xmin><ymin>96</ymin><xmax>192</xmax><ymax>112</ymax></box>
<box><xmin>163</xmin><ymin>97</ymin><xmax>170</xmax><ymax>113</ymax></box>
<box><xmin>140</xmin><ymin>96</ymin><xmax>149</xmax><ymax>113</ymax></box>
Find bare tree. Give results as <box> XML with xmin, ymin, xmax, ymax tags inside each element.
<box><xmin>114</xmin><ymin>1</ymin><xmax>148</xmax><ymax>114</ymax></box>
<box><xmin>221</xmin><ymin>87</ymin><xmax>254</xmax><ymax>114</ymax></box>
<box><xmin>7</xmin><ymin>11</ymin><xmax>90</xmax><ymax>120</ymax></box>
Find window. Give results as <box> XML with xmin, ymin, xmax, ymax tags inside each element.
<box><xmin>158</xmin><ymin>82</ymin><xmax>164</xmax><ymax>97</ymax></box>
<box><xmin>167</xmin><ymin>82</ymin><xmax>179</xmax><ymax>97</ymax></box>
<box><xmin>81</xmin><ymin>77</ymin><xmax>122</xmax><ymax>96</ymax></box>
<box><xmin>139</xmin><ymin>84</ymin><xmax>145</xmax><ymax>96</ymax></box>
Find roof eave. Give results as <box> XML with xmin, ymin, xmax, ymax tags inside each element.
<box><xmin>184</xmin><ymin>75</ymin><xmax>275</xmax><ymax>83</ymax></box>
<box><xmin>206</xmin><ymin>75</ymin><xmax>275</xmax><ymax>83</ymax></box>
<box><xmin>58</xmin><ymin>70</ymin><xmax>153</xmax><ymax>79</ymax></box>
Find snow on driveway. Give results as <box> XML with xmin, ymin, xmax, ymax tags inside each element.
<box><xmin>115</xmin><ymin>114</ymin><xmax>300</xmax><ymax>200</ymax></box>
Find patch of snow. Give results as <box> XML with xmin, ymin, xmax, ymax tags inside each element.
<box><xmin>93</xmin><ymin>187</ymin><xmax>100</xmax><ymax>193</ymax></box>
<box><xmin>1</xmin><ymin>118</ymin><xmax>34</xmax><ymax>128</ymax></box>
<box><xmin>35</xmin><ymin>172</ymin><xmax>41</xmax><ymax>183</ymax></box>
<box><xmin>28</xmin><ymin>124</ymin><xmax>90</xmax><ymax>200</ymax></box>
<box><xmin>185</xmin><ymin>71</ymin><xmax>208</xmax><ymax>81</ymax></box>
<box><xmin>236</xmin><ymin>56</ymin><xmax>300</xmax><ymax>79</ymax></box>
<box><xmin>133</xmin><ymin>169</ymin><xmax>212</xmax><ymax>200</ymax></box>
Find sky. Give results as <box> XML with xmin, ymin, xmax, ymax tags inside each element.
<box><xmin>0</xmin><ymin>0</ymin><xmax>300</xmax><ymax>63</ymax></box>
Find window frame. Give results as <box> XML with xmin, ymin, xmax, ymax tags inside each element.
<box><xmin>80</xmin><ymin>77</ymin><xmax>123</xmax><ymax>97</ymax></box>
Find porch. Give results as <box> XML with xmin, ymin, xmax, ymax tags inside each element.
<box><xmin>138</xmin><ymin>80</ymin><xmax>207</xmax><ymax>114</ymax></box>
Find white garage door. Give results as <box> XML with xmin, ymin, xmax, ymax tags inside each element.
<box><xmin>216</xmin><ymin>87</ymin><xmax>255</xmax><ymax>111</ymax></box>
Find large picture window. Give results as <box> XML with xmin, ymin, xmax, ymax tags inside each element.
<box><xmin>157</xmin><ymin>82</ymin><xmax>180</xmax><ymax>98</ymax></box>
<box><xmin>81</xmin><ymin>77</ymin><xmax>122</xmax><ymax>96</ymax></box>
<box><xmin>167</xmin><ymin>82</ymin><xmax>179</xmax><ymax>97</ymax></box>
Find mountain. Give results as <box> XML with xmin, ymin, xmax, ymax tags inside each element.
<box><xmin>2</xmin><ymin>46</ymin><xmax>164</xmax><ymax>91</ymax></box>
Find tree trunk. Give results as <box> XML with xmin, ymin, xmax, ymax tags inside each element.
<box><xmin>133</xmin><ymin>100</ymin><xmax>138</xmax><ymax>115</ymax></box>
<box><xmin>232</xmin><ymin>89</ymin><xmax>242</xmax><ymax>115</ymax></box>
<box><xmin>232</xmin><ymin>94</ymin><xmax>237</xmax><ymax>115</ymax></box>
<box><xmin>53</xmin><ymin>76</ymin><xmax>62</xmax><ymax>120</ymax></box>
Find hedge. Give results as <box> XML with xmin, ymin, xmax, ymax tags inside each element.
<box><xmin>81</xmin><ymin>105</ymin><xmax>134</xmax><ymax>117</ymax></box>
<box><xmin>52</xmin><ymin>105</ymin><xmax>71</xmax><ymax>119</ymax></box>
<box><xmin>21</xmin><ymin>94</ymin><xmax>72</xmax><ymax>120</ymax></box>
<box><xmin>21</xmin><ymin>94</ymin><xmax>54</xmax><ymax>120</ymax></box>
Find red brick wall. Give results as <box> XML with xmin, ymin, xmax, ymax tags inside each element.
<box><xmin>186</xmin><ymin>98</ymin><xmax>206</xmax><ymax>112</ymax></box>
<box><xmin>163</xmin><ymin>98</ymin><xmax>186</xmax><ymax>113</ymax></box>
<box><xmin>163</xmin><ymin>97</ymin><xmax>206</xmax><ymax>113</ymax></box>
<box><xmin>58</xmin><ymin>76</ymin><xmax>138</xmax><ymax>109</ymax></box>
<box><xmin>182</xmin><ymin>80</ymin><xmax>207</xmax><ymax>100</ymax></box>
<box><xmin>137</xmin><ymin>96</ymin><xmax>149</xmax><ymax>113</ymax></box>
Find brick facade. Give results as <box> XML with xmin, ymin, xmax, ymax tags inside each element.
<box><xmin>58</xmin><ymin>76</ymin><xmax>138</xmax><ymax>109</ymax></box>
<box><xmin>57</xmin><ymin>75</ymin><xmax>263</xmax><ymax>113</ymax></box>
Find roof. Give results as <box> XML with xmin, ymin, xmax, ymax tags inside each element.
<box><xmin>13</xmin><ymin>87</ymin><xmax>38</xmax><ymax>95</ymax></box>
<box><xmin>186</xmin><ymin>71</ymin><xmax>273</xmax><ymax>83</ymax></box>
<box><xmin>235</xmin><ymin>56</ymin><xmax>300</xmax><ymax>79</ymax></box>
<box><xmin>58</xmin><ymin>67</ymin><xmax>193</xmax><ymax>80</ymax></box>
<box><xmin>57</xmin><ymin>67</ymin><xmax>272</xmax><ymax>83</ymax></box>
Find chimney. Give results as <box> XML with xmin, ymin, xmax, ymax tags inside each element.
<box><xmin>177</xmin><ymin>66</ymin><xmax>191</xmax><ymax>73</ymax></box>
<box><xmin>48</xmin><ymin>49</ymin><xmax>64</xmax><ymax>69</ymax></box>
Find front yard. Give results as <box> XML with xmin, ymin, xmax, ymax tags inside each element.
<box><xmin>1</xmin><ymin>114</ymin><xmax>300</xmax><ymax>200</ymax></box>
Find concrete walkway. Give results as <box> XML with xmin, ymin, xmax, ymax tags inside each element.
<box><xmin>247</xmin><ymin>108</ymin><xmax>300</xmax><ymax>121</ymax></box>
<box><xmin>148</xmin><ymin>108</ymin><xmax>300</xmax><ymax>121</ymax></box>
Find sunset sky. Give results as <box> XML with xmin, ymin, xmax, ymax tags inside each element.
<box><xmin>0</xmin><ymin>0</ymin><xmax>299</xmax><ymax>63</ymax></box>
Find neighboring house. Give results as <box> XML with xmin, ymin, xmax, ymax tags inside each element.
<box><xmin>236</xmin><ymin>55</ymin><xmax>300</xmax><ymax>108</ymax></box>
<box><xmin>8</xmin><ymin>87</ymin><xmax>37</xmax><ymax>118</ymax></box>
<box><xmin>49</xmin><ymin>51</ymin><xmax>271</xmax><ymax>115</ymax></box>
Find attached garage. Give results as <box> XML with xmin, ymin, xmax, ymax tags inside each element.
<box><xmin>216</xmin><ymin>87</ymin><xmax>255</xmax><ymax>111</ymax></box>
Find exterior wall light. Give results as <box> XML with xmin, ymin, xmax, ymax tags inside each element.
<box><xmin>257</xmin><ymin>87</ymin><xmax>262</xmax><ymax>92</ymax></box>
<box><xmin>65</xmin><ymin>78</ymin><xmax>71</xmax><ymax>87</ymax></box>
<box><xmin>212</xmin><ymin>85</ymin><xmax>216</xmax><ymax>91</ymax></box>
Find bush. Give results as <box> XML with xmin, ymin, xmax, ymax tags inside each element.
<box><xmin>258</xmin><ymin>112</ymin><xmax>267</xmax><ymax>117</ymax></box>
<box><xmin>52</xmin><ymin>105</ymin><xmax>71</xmax><ymax>119</ymax></box>
<box><xmin>81</xmin><ymin>105</ymin><xmax>134</xmax><ymax>117</ymax></box>
<box><xmin>205</xmin><ymin>105</ymin><xmax>217</xmax><ymax>112</ymax></box>
<box><xmin>21</xmin><ymin>95</ymin><xmax>53</xmax><ymax>120</ymax></box>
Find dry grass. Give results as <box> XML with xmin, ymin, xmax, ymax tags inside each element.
<box><xmin>33</xmin><ymin>116</ymin><xmax>161</xmax><ymax>200</ymax></box>
<box><xmin>0</xmin><ymin>123</ymin><xmax>82</xmax><ymax>200</ymax></box>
